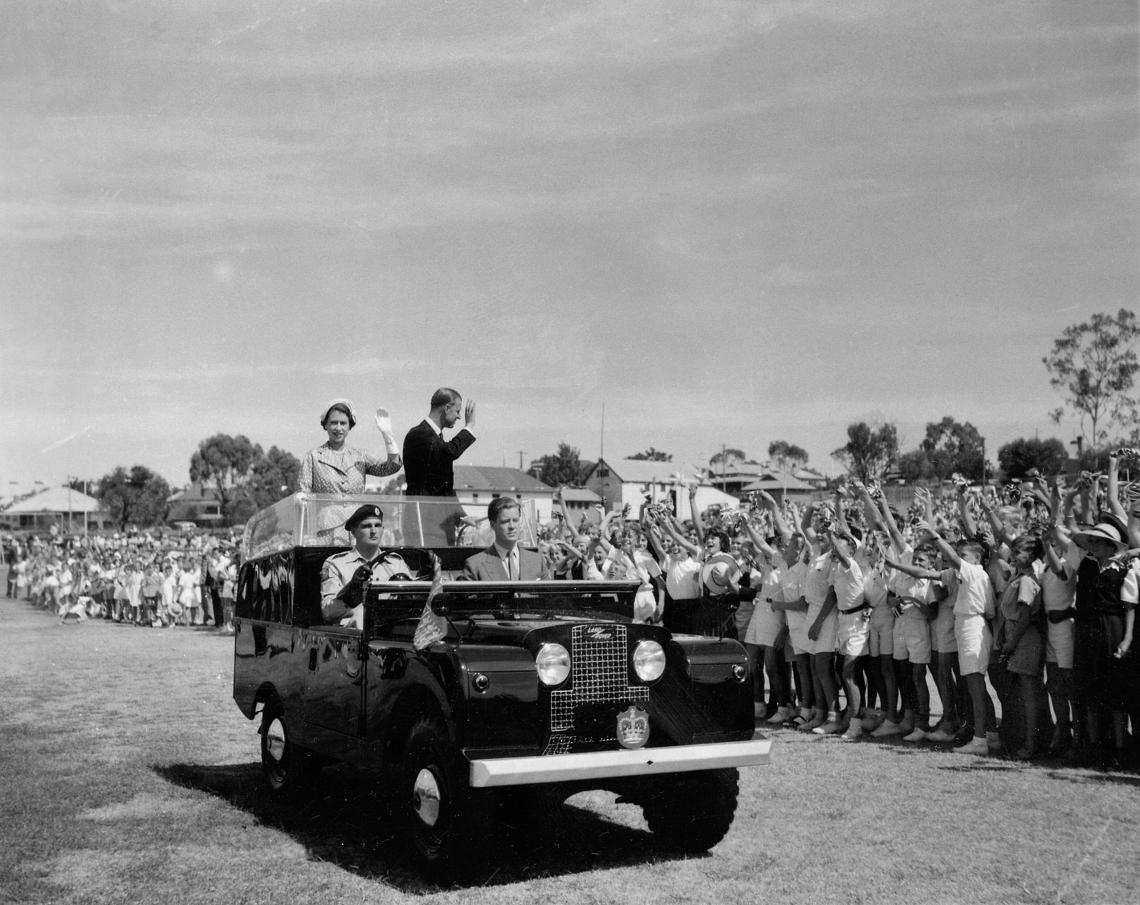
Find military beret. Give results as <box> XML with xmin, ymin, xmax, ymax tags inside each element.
<box><xmin>345</xmin><ymin>504</ymin><xmax>384</xmax><ymax>531</ymax></box>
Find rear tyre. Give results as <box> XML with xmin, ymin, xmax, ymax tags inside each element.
<box><xmin>642</xmin><ymin>768</ymin><xmax>739</xmax><ymax>853</ymax></box>
<box><xmin>259</xmin><ymin>702</ymin><xmax>319</xmax><ymax>796</ymax></box>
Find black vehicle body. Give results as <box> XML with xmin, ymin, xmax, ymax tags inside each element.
<box><xmin>233</xmin><ymin>494</ymin><xmax>771</xmax><ymax>865</ymax></box>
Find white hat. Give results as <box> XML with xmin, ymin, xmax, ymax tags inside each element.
<box><xmin>321</xmin><ymin>398</ymin><xmax>357</xmax><ymax>428</ymax></box>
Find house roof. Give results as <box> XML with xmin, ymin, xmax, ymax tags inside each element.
<box><xmin>168</xmin><ymin>482</ymin><xmax>222</xmax><ymax>503</ymax></box>
<box><xmin>2</xmin><ymin>486</ymin><xmax>103</xmax><ymax>514</ymax></box>
<box><xmin>589</xmin><ymin>458</ymin><xmax>704</xmax><ymax>485</ymax></box>
<box><xmin>556</xmin><ymin>487</ymin><xmax>601</xmax><ymax>503</ymax></box>
<box><xmin>452</xmin><ymin>465</ymin><xmax>553</xmax><ymax>493</ymax></box>
<box><xmin>740</xmin><ymin>473</ymin><xmax>815</xmax><ymax>492</ymax></box>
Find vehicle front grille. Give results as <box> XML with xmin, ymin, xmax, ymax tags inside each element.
<box><xmin>546</xmin><ymin>623</ymin><xmax>649</xmax><ymax>752</ymax></box>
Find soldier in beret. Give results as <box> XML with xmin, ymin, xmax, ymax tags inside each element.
<box><xmin>320</xmin><ymin>504</ymin><xmax>413</xmax><ymax>627</ymax></box>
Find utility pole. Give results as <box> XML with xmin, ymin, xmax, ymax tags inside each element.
<box><xmin>517</xmin><ymin>451</ymin><xmax>525</xmax><ymax>471</ymax></box>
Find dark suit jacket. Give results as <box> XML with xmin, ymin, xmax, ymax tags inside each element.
<box><xmin>402</xmin><ymin>420</ymin><xmax>476</xmax><ymax>497</ymax></box>
<box><xmin>463</xmin><ymin>546</ymin><xmax>551</xmax><ymax>581</ymax></box>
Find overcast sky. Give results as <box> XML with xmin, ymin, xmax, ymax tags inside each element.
<box><xmin>2</xmin><ymin>0</ymin><xmax>1136</xmax><ymax>492</ymax></box>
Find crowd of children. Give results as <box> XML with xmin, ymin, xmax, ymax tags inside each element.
<box><xmin>536</xmin><ymin>450</ymin><xmax>1139</xmax><ymax>766</ymax></box>
<box><xmin>4</xmin><ymin>527</ymin><xmax>241</xmax><ymax>632</ymax></box>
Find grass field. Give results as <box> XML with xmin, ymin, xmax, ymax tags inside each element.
<box><xmin>2</xmin><ymin>590</ymin><xmax>1138</xmax><ymax>905</ymax></box>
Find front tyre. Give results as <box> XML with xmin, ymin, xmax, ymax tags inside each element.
<box><xmin>642</xmin><ymin>768</ymin><xmax>739</xmax><ymax>853</ymax></box>
<box><xmin>259</xmin><ymin>702</ymin><xmax>318</xmax><ymax>796</ymax></box>
<box><xmin>401</xmin><ymin>716</ymin><xmax>490</xmax><ymax>868</ymax></box>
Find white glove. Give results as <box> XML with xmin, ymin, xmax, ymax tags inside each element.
<box><xmin>374</xmin><ymin>406</ymin><xmax>397</xmax><ymax>454</ymax></box>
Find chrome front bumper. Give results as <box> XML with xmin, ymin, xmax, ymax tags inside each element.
<box><xmin>468</xmin><ymin>733</ymin><xmax>772</xmax><ymax>789</ymax></box>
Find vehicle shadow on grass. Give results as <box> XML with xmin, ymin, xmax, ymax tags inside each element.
<box><xmin>154</xmin><ymin>762</ymin><xmax>687</xmax><ymax>893</ymax></box>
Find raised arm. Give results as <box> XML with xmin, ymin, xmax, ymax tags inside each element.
<box><xmin>757</xmin><ymin>490</ymin><xmax>793</xmax><ymax>544</ymax></box>
<box><xmin>978</xmin><ymin>496</ymin><xmax>1015</xmax><ymax>547</ymax></box>
<box><xmin>555</xmin><ymin>488</ymin><xmax>580</xmax><ymax>541</ymax></box>
<box><xmin>687</xmin><ymin>484</ymin><xmax>705</xmax><ymax>545</ymax></box>
<box><xmin>833</xmin><ymin>486</ymin><xmax>852</xmax><ymax>537</ymax></box>
<box><xmin>882</xmin><ymin>553</ymin><xmax>940</xmax><ymax>581</ymax></box>
<box><xmin>918</xmin><ymin>520</ymin><xmax>962</xmax><ymax>570</ymax></box>
<box><xmin>740</xmin><ymin>515</ymin><xmax>778</xmax><ymax>561</ymax></box>
<box><xmin>1106</xmin><ymin>452</ymin><xmax>1128</xmax><ymax>523</ymax></box>
<box><xmin>657</xmin><ymin>510</ymin><xmax>700</xmax><ymax>557</ymax></box>
<box><xmin>956</xmin><ymin>484</ymin><xmax>978</xmax><ymax>540</ymax></box>
<box><xmin>878</xmin><ymin>495</ymin><xmax>906</xmax><ymax>554</ymax></box>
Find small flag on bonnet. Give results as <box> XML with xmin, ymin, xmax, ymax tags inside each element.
<box><xmin>413</xmin><ymin>552</ymin><xmax>448</xmax><ymax>650</ymax></box>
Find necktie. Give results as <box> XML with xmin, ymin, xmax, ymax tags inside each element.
<box><xmin>508</xmin><ymin>549</ymin><xmax>518</xmax><ymax>581</ymax></box>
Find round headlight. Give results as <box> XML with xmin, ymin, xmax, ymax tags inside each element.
<box><xmin>535</xmin><ymin>643</ymin><xmax>571</xmax><ymax>686</ymax></box>
<box><xmin>632</xmin><ymin>640</ymin><xmax>666</xmax><ymax>682</ymax></box>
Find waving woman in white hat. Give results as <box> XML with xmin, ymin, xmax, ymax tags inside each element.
<box><xmin>299</xmin><ymin>399</ymin><xmax>402</xmax><ymax>494</ymax></box>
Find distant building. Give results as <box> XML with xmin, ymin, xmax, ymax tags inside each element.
<box><xmin>167</xmin><ymin>483</ymin><xmax>224</xmax><ymax>526</ymax></box>
<box><xmin>368</xmin><ymin>465</ymin><xmax>563</xmax><ymax>524</ymax></box>
<box><xmin>739</xmin><ymin>469</ymin><xmax>818</xmax><ymax>503</ymax></box>
<box><xmin>0</xmin><ymin>486</ymin><xmax>110</xmax><ymax>532</ymax></box>
<box><xmin>708</xmin><ymin>461</ymin><xmax>827</xmax><ymax>498</ymax></box>
<box><xmin>582</xmin><ymin>458</ymin><xmax>738</xmax><ymax>521</ymax></box>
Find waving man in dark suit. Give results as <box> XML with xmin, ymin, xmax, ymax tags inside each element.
<box><xmin>402</xmin><ymin>387</ymin><xmax>476</xmax><ymax>497</ymax></box>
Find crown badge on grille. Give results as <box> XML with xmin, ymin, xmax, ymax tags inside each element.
<box><xmin>617</xmin><ymin>705</ymin><xmax>650</xmax><ymax>749</ymax></box>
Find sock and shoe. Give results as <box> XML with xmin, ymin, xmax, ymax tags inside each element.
<box><xmin>789</xmin><ymin>707</ymin><xmax>814</xmax><ymax>729</ymax></box>
<box><xmin>871</xmin><ymin>718</ymin><xmax>904</xmax><ymax>738</ymax></box>
<box><xmin>800</xmin><ymin>709</ymin><xmax>828</xmax><ymax>732</ymax></box>
<box><xmin>896</xmin><ymin>712</ymin><xmax>915</xmax><ymax>736</ymax></box>
<box><xmin>842</xmin><ymin>719</ymin><xmax>863</xmax><ymax>741</ymax></box>
<box><xmin>903</xmin><ymin>723</ymin><xmax>930</xmax><ymax>742</ymax></box>
<box><xmin>813</xmin><ymin>712</ymin><xmax>845</xmax><ymax>735</ymax></box>
<box><xmin>953</xmin><ymin>735</ymin><xmax>990</xmax><ymax>755</ymax></box>
<box><xmin>926</xmin><ymin>722</ymin><xmax>958</xmax><ymax>743</ymax></box>
<box><xmin>767</xmin><ymin>705</ymin><xmax>796</xmax><ymax>725</ymax></box>
<box><xmin>860</xmin><ymin>708</ymin><xmax>883</xmax><ymax>731</ymax></box>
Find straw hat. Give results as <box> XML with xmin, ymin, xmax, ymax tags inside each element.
<box><xmin>701</xmin><ymin>552</ymin><xmax>741</xmax><ymax>595</ymax></box>
<box><xmin>1072</xmin><ymin>513</ymin><xmax>1127</xmax><ymax>552</ymax></box>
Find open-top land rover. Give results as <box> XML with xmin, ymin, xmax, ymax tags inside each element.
<box><xmin>233</xmin><ymin>492</ymin><xmax>771</xmax><ymax>869</ymax></box>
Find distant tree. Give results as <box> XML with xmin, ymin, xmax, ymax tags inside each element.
<box><xmin>1043</xmin><ymin>308</ymin><xmax>1140</xmax><ymax>446</ymax></box>
<box><xmin>97</xmin><ymin>465</ymin><xmax>171</xmax><ymax>531</ymax></box>
<box><xmin>832</xmin><ymin>422</ymin><xmax>898</xmax><ymax>483</ymax></box>
<box><xmin>896</xmin><ymin>449</ymin><xmax>934</xmax><ymax>483</ymax></box>
<box><xmin>533</xmin><ymin>443</ymin><xmax>584</xmax><ymax>487</ymax></box>
<box><xmin>189</xmin><ymin>434</ymin><xmax>262</xmax><ymax>524</ymax></box>
<box><xmin>249</xmin><ymin>446</ymin><xmax>302</xmax><ymax>510</ymax></box>
<box><xmin>708</xmin><ymin>447</ymin><xmax>747</xmax><ymax>472</ymax></box>
<box><xmin>628</xmin><ymin>447</ymin><xmax>672</xmax><ymax>462</ymax></box>
<box><xmin>997</xmin><ymin>437</ymin><xmax>1068</xmax><ymax>480</ymax></box>
<box><xmin>918</xmin><ymin>416</ymin><xmax>985</xmax><ymax>481</ymax></box>
<box><xmin>767</xmin><ymin>440</ymin><xmax>808</xmax><ymax>471</ymax></box>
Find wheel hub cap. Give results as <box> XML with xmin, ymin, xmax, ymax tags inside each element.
<box><xmin>266</xmin><ymin>718</ymin><xmax>286</xmax><ymax>763</ymax></box>
<box><xmin>412</xmin><ymin>768</ymin><xmax>442</xmax><ymax>827</ymax></box>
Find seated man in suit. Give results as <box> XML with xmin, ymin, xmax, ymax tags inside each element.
<box><xmin>320</xmin><ymin>504</ymin><xmax>418</xmax><ymax>627</ymax></box>
<box><xmin>464</xmin><ymin>497</ymin><xmax>552</xmax><ymax>581</ymax></box>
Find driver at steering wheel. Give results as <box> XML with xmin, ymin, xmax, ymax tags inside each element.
<box><xmin>320</xmin><ymin>504</ymin><xmax>416</xmax><ymax>627</ymax></box>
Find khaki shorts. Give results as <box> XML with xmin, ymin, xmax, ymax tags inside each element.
<box><xmin>893</xmin><ymin>613</ymin><xmax>931</xmax><ymax>664</ymax></box>
<box><xmin>955</xmin><ymin>613</ymin><xmax>991</xmax><ymax>676</ymax></box>
<box><xmin>1045</xmin><ymin>616</ymin><xmax>1074</xmax><ymax>669</ymax></box>
<box><xmin>837</xmin><ymin>610</ymin><xmax>870</xmax><ymax>658</ymax></box>
<box><xmin>868</xmin><ymin>607</ymin><xmax>894</xmax><ymax>657</ymax></box>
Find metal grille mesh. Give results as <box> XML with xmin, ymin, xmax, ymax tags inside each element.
<box><xmin>549</xmin><ymin>624</ymin><xmax>649</xmax><ymax>734</ymax></box>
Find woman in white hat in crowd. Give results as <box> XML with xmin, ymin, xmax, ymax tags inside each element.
<box><xmin>1071</xmin><ymin>512</ymin><xmax>1135</xmax><ymax>762</ymax></box>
